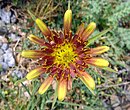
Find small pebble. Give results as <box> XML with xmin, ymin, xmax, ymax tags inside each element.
<box><xmin>8</xmin><ymin>33</ymin><xmax>20</xmax><ymax>42</ymax></box>
<box><xmin>0</xmin><ymin>42</ymin><xmax>3</xmax><ymax>46</ymax></box>
<box><xmin>5</xmin><ymin>48</ymin><xmax>12</xmax><ymax>53</ymax></box>
<box><xmin>12</xmin><ymin>70</ymin><xmax>24</xmax><ymax>78</ymax></box>
<box><xmin>0</xmin><ymin>49</ymin><xmax>4</xmax><ymax>55</ymax></box>
<box><xmin>3</xmin><ymin>50</ymin><xmax>15</xmax><ymax>67</ymax></box>
<box><xmin>0</xmin><ymin>56</ymin><xmax>4</xmax><ymax>62</ymax></box>
<box><xmin>1</xmin><ymin>62</ymin><xmax>8</xmax><ymax>70</ymax></box>
<box><xmin>1</xmin><ymin>43</ymin><xmax>9</xmax><ymax>51</ymax></box>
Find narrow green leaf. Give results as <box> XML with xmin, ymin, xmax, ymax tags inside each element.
<box><xmin>27</xmin><ymin>10</ymin><xmax>36</xmax><ymax>21</ymax></box>
<box><xmin>14</xmin><ymin>77</ymin><xmax>26</xmax><ymax>86</ymax></box>
<box><xmin>21</xmin><ymin>82</ymin><xmax>32</xmax><ymax>97</ymax></box>
<box><xmin>86</xmin><ymin>27</ymin><xmax>112</xmax><ymax>47</ymax></box>
<box><xmin>100</xmin><ymin>66</ymin><xmax>117</xmax><ymax>73</ymax></box>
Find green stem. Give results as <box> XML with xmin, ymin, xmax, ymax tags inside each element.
<box><xmin>14</xmin><ymin>77</ymin><xmax>26</xmax><ymax>86</ymax></box>
<box><xmin>27</xmin><ymin>9</ymin><xmax>36</xmax><ymax>21</ymax></box>
<box><xmin>68</xmin><ymin>0</ymin><xmax>70</xmax><ymax>10</ymax></box>
<box><xmin>51</xmin><ymin>81</ymin><xmax>58</xmax><ymax>109</ymax></box>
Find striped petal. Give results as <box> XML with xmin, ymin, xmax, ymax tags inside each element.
<box><xmin>86</xmin><ymin>46</ymin><xmax>109</xmax><ymax>55</ymax></box>
<box><xmin>82</xmin><ymin>22</ymin><xmax>96</xmax><ymax>41</ymax></box>
<box><xmin>28</xmin><ymin>34</ymin><xmax>45</xmax><ymax>46</ymax></box>
<box><xmin>85</xmin><ymin>58</ymin><xmax>109</xmax><ymax>67</ymax></box>
<box><xmin>26</xmin><ymin>66</ymin><xmax>46</xmax><ymax>80</ymax></box>
<box><xmin>35</xmin><ymin>18</ymin><xmax>51</xmax><ymax>37</ymax></box>
<box><xmin>78</xmin><ymin>71</ymin><xmax>95</xmax><ymax>93</ymax></box>
<box><xmin>64</xmin><ymin>9</ymin><xmax>72</xmax><ymax>35</ymax></box>
<box><xmin>21</xmin><ymin>50</ymin><xmax>44</xmax><ymax>59</ymax></box>
<box><xmin>76</xmin><ymin>23</ymin><xmax>85</xmax><ymax>37</ymax></box>
<box><xmin>38</xmin><ymin>76</ymin><xmax>53</xmax><ymax>94</ymax></box>
<box><xmin>58</xmin><ymin>79</ymin><xmax>67</xmax><ymax>101</ymax></box>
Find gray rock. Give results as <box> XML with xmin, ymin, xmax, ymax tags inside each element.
<box><xmin>8</xmin><ymin>33</ymin><xmax>20</xmax><ymax>42</ymax></box>
<box><xmin>0</xmin><ymin>55</ymin><xmax>4</xmax><ymax>62</ymax></box>
<box><xmin>7</xmin><ymin>58</ymin><xmax>15</xmax><ymax>67</ymax></box>
<box><xmin>0</xmin><ymin>42</ymin><xmax>3</xmax><ymax>47</ymax></box>
<box><xmin>1</xmin><ymin>62</ymin><xmax>8</xmax><ymax>70</ymax></box>
<box><xmin>5</xmin><ymin>48</ymin><xmax>12</xmax><ymax>53</ymax></box>
<box><xmin>0</xmin><ymin>49</ymin><xmax>4</xmax><ymax>55</ymax></box>
<box><xmin>3</xmin><ymin>49</ymin><xmax>15</xmax><ymax>67</ymax></box>
<box><xmin>0</xmin><ymin>20</ymin><xmax>7</xmax><ymax>35</ymax></box>
<box><xmin>0</xmin><ymin>8</ymin><xmax>16</xmax><ymax>24</ymax></box>
<box><xmin>0</xmin><ymin>20</ymin><xmax>5</xmax><ymax>26</ymax></box>
<box><xmin>12</xmin><ymin>70</ymin><xmax>24</xmax><ymax>78</ymax></box>
<box><xmin>1</xmin><ymin>43</ymin><xmax>9</xmax><ymax>51</ymax></box>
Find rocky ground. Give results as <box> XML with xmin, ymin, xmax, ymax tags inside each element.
<box><xmin>0</xmin><ymin>2</ymin><xmax>26</xmax><ymax>78</ymax></box>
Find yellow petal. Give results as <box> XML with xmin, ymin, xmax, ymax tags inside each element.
<box><xmin>28</xmin><ymin>34</ymin><xmax>45</xmax><ymax>46</ymax></box>
<box><xmin>21</xmin><ymin>50</ymin><xmax>44</xmax><ymax>59</ymax></box>
<box><xmin>86</xmin><ymin>46</ymin><xmax>109</xmax><ymax>55</ymax></box>
<box><xmin>35</xmin><ymin>18</ymin><xmax>51</xmax><ymax>37</ymax></box>
<box><xmin>82</xmin><ymin>22</ymin><xmax>96</xmax><ymax>41</ymax></box>
<box><xmin>58</xmin><ymin>79</ymin><xmax>67</xmax><ymax>101</ymax></box>
<box><xmin>79</xmin><ymin>71</ymin><xmax>95</xmax><ymax>90</ymax></box>
<box><xmin>26</xmin><ymin>66</ymin><xmax>46</xmax><ymax>80</ymax></box>
<box><xmin>64</xmin><ymin>9</ymin><xmax>72</xmax><ymax>34</ymax></box>
<box><xmin>38</xmin><ymin>76</ymin><xmax>53</xmax><ymax>94</ymax></box>
<box><xmin>86</xmin><ymin>58</ymin><xmax>109</xmax><ymax>67</ymax></box>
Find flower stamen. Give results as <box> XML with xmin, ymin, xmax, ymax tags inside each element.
<box><xmin>52</xmin><ymin>43</ymin><xmax>77</xmax><ymax>68</ymax></box>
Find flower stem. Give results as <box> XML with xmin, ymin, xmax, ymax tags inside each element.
<box><xmin>68</xmin><ymin>0</ymin><xmax>70</xmax><ymax>10</ymax></box>
<box><xmin>51</xmin><ymin>81</ymin><xmax>58</xmax><ymax>109</ymax></box>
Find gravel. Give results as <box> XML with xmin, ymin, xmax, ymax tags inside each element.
<box><xmin>0</xmin><ymin>41</ymin><xmax>16</xmax><ymax>75</ymax></box>
<box><xmin>1</xmin><ymin>43</ymin><xmax>9</xmax><ymax>51</ymax></box>
<box><xmin>0</xmin><ymin>6</ymin><xmax>22</xmax><ymax>76</ymax></box>
<box><xmin>0</xmin><ymin>55</ymin><xmax>4</xmax><ymax>62</ymax></box>
<box><xmin>0</xmin><ymin>49</ymin><xmax>4</xmax><ymax>55</ymax></box>
<box><xmin>0</xmin><ymin>20</ymin><xmax>8</xmax><ymax>35</ymax></box>
<box><xmin>0</xmin><ymin>7</ymin><xmax>16</xmax><ymax>24</ymax></box>
<box><xmin>12</xmin><ymin>70</ymin><xmax>24</xmax><ymax>78</ymax></box>
<box><xmin>3</xmin><ymin>49</ymin><xmax>15</xmax><ymax>67</ymax></box>
<box><xmin>1</xmin><ymin>62</ymin><xmax>8</xmax><ymax>70</ymax></box>
<box><xmin>0</xmin><ymin>42</ymin><xmax>3</xmax><ymax>46</ymax></box>
<box><xmin>8</xmin><ymin>33</ymin><xmax>21</xmax><ymax>42</ymax></box>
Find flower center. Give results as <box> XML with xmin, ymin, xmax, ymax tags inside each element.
<box><xmin>52</xmin><ymin>43</ymin><xmax>77</xmax><ymax>67</ymax></box>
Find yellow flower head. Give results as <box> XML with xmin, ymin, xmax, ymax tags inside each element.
<box><xmin>21</xmin><ymin>9</ymin><xmax>109</xmax><ymax>101</ymax></box>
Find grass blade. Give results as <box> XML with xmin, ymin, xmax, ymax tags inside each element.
<box><xmin>86</xmin><ymin>27</ymin><xmax>112</xmax><ymax>47</ymax></box>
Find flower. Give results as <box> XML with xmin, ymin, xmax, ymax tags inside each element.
<box><xmin>21</xmin><ymin>9</ymin><xmax>109</xmax><ymax>101</ymax></box>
